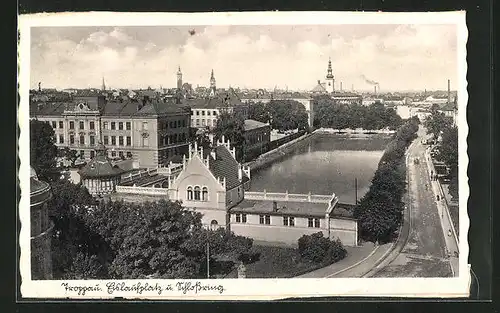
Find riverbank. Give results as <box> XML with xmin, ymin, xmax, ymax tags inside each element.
<box><xmin>315</xmin><ymin>128</ymin><xmax>396</xmax><ymax>135</ymax></box>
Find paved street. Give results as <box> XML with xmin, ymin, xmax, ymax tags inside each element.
<box><xmin>374</xmin><ymin>126</ymin><xmax>453</xmax><ymax>277</ymax></box>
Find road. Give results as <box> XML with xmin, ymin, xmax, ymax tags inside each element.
<box><xmin>373</xmin><ymin>126</ymin><xmax>454</xmax><ymax>277</ymax></box>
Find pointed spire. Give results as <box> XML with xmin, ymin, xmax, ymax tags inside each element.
<box><xmin>326</xmin><ymin>57</ymin><xmax>334</xmax><ymax>79</ymax></box>
<box><xmin>101</xmin><ymin>77</ymin><xmax>106</xmax><ymax>91</ymax></box>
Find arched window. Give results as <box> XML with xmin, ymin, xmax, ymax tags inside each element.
<box><xmin>187</xmin><ymin>186</ymin><xmax>193</xmax><ymax>200</ymax></box>
<box><xmin>202</xmin><ymin>187</ymin><xmax>208</xmax><ymax>201</ymax></box>
<box><xmin>194</xmin><ymin>186</ymin><xmax>201</xmax><ymax>200</ymax></box>
<box><xmin>210</xmin><ymin>220</ymin><xmax>218</xmax><ymax>230</ymax></box>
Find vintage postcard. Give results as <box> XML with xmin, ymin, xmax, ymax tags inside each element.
<box><xmin>18</xmin><ymin>11</ymin><xmax>470</xmax><ymax>299</ymax></box>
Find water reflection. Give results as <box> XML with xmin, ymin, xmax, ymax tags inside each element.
<box><xmin>250</xmin><ymin>134</ymin><xmax>391</xmax><ymax>203</ymax></box>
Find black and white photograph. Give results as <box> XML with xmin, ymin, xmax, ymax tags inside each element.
<box><xmin>19</xmin><ymin>11</ymin><xmax>469</xmax><ymax>299</ymax></box>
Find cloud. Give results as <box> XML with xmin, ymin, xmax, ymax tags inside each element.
<box><xmin>30</xmin><ymin>24</ymin><xmax>458</xmax><ymax>91</ymax></box>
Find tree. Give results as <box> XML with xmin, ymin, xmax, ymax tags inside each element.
<box><xmin>297</xmin><ymin>232</ymin><xmax>347</xmax><ymax>264</ymax></box>
<box><xmin>48</xmin><ymin>179</ymin><xmax>108</xmax><ymax>278</ymax></box>
<box><xmin>30</xmin><ymin>119</ymin><xmax>58</xmax><ymax>181</ymax></box>
<box><xmin>63</xmin><ymin>147</ymin><xmax>80</xmax><ymax>167</ymax></box>
<box><xmin>424</xmin><ymin>111</ymin><xmax>452</xmax><ymax>140</ymax></box>
<box><xmin>437</xmin><ymin>126</ymin><xmax>459</xmax><ymax>200</ymax></box>
<box><xmin>213</xmin><ymin>111</ymin><xmax>246</xmax><ymax>161</ymax></box>
<box><xmin>248</xmin><ymin>101</ymin><xmax>270</xmax><ymax>124</ymax></box>
<box><xmin>267</xmin><ymin>100</ymin><xmax>308</xmax><ymax>131</ymax></box>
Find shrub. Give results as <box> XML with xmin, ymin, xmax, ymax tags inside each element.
<box><xmin>297</xmin><ymin>232</ymin><xmax>347</xmax><ymax>265</ymax></box>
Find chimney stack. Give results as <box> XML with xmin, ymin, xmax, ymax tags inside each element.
<box><xmin>340</xmin><ymin>82</ymin><xmax>343</xmax><ymax>91</ymax></box>
<box><xmin>447</xmin><ymin>79</ymin><xmax>451</xmax><ymax>103</ymax></box>
<box><xmin>374</xmin><ymin>85</ymin><xmax>377</xmax><ymax>94</ymax></box>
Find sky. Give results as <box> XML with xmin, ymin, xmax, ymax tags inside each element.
<box><xmin>30</xmin><ymin>24</ymin><xmax>458</xmax><ymax>92</ymax></box>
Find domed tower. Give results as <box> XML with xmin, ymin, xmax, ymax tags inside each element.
<box><xmin>325</xmin><ymin>58</ymin><xmax>335</xmax><ymax>93</ymax></box>
<box><xmin>78</xmin><ymin>142</ymin><xmax>124</xmax><ymax>196</ymax></box>
<box><xmin>30</xmin><ymin>167</ymin><xmax>53</xmax><ymax>280</ymax></box>
<box><xmin>209</xmin><ymin>69</ymin><xmax>216</xmax><ymax>97</ymax></box>
<box><xmin>177</xmin><ymin>66</ymin><xmax>183</xmax><ymax>90</ymax></box>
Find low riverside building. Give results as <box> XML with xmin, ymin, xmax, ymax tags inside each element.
<box><xmin>78</xmin><ymin>143</ymin><xmax>125</xmax><ymax>196</ymax></box>
<box><xmin>30</xmin><ymin>167</ymin><xmax>53</xmax><ymax>280</ymax></box>
<box><xmin>243</xmin><ymin>119</ymin><xmax>271</xmax><ymax>160</ymax></box>
<box><xmin>230</xmin><ymin>192</ymin><xmax>357</xmax><ymax>246</ymax></box>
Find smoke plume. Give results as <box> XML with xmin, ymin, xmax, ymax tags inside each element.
<box><xmin>361</xmin><ymin>74</ymin><xmax>379</xmax><ymax>86</ymax></box>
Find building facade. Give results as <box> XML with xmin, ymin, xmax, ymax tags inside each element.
<box><xmin>30</xmin><ymin>168</ymin><xmax>53</xmax><ymax>280</ymax></box>
<box><xmin>30</xmin><ymin>95</ymin><xmax>191</xmax><ymax>168</ymax></box>
<box><xmin>243</xmin><ymin>119</ymin><xmax>271</xmax><ymax>160</ymax></box>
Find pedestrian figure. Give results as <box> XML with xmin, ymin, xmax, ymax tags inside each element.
<box><xmin>448</xmin><ymin>229</ymin><xmax>452</xmax><ymax>237</ymax></box>
<box><xmin>437</xmin><ymin>195</ymin><xmax>440</xmax><ymax>201</ymax></box>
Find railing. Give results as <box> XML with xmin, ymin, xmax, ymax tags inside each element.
<box><xmin>157</xmin><ymin>163</ymin><xmax>183</xmax><ymax>175</ymax></box>
<box><xmin>245</xmin><ymin>191</ymin><xmax>333</xmax><ymax>204</ymax></box>
<box><xmin>121</xmin><ymin>168</ymin><xmax>158</xmax><ymax>183</ymax></box>
<box><xmin>116</xmin><ymin>185</ymin><xmax>169</xmax><ymax>196</ymax></box>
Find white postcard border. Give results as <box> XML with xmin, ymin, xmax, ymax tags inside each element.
<box><xmin>18</xmin><ymin>11</ymin><xmax>470</xmax><ymax>300</ymax></box>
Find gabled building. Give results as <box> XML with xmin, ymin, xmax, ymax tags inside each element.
<box><xmin>167</xmin><ymin>137</ymin><xmax>251</xmax><ymax>229</ymax></box>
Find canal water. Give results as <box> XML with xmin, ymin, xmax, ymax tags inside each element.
<box><xmin>249</xmin><ymin>134</ymin><xmax>392</xmax><ymax>204</ymax></box>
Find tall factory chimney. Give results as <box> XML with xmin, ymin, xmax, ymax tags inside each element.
<box><xmin>374</xmin><ymin>85</ymin><xmax>377</xmax><ymax>95</ymax></box>
<box><xmin>340</xmin><ymin>82</ymin><xmax>343</xmax><ymax>92</ymax></box>
<box><xmin>447</xmin><ymin>79</ymin><xmax>451</xmax><ymax>103</ymax></box>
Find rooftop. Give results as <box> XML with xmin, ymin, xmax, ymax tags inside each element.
<box><xmin>231</xmin><ymin>199</ymin><xmax>328</xmax><ymax>217</ymax></box>
<box><xmin>78</xmin><ymin>144</ymin><xmax>125</xmax><ymax>178</ymax></box>
<box><xmin>244</xmin><ymin>119</ymin><xmax>270</xmax><ymax>131</ymax></box>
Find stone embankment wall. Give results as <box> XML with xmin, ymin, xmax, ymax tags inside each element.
<box><xmin>244</xmin><ymin>132</ymin><xmax>314</xmax><ymax>171</ymax></box>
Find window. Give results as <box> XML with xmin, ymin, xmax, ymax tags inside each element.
<box><xmin>69</xmin><ymin>121</ymin><xmax>74</xmax><ymax>129</ymax></box>
<box><xmin>213</xmin><ymin>110</ymin><xmax>217</xmax><ymax>115</ymax></box>
<box><xmin>103</xmin><ymin>136</ymin><xmax>109</xmax><ymax>145</ymax></box>
<box><xmin>79</xmin><ymin>135</ymin><xmax>85</xmax><ymax>145</ymax></box>
<box><xmin>236</xmin><ymin>214</ymin><xmax>247</xmax><ymax>223</ymax></box>
<box><xmin>202</xmin><ymin>187</ymin><xmax>208</xmax><ymax>201</ymax></box>
<box><xmin>213</xmin><ymin>119</ymin><xmax>217</xmax><ymax>126</ymax></box>
<box><xmin>111</xmin><ymin>136</ymin><xmax>116</xmax><ymax>145</ymax></box>
<box><xmin>177</xmin><ymin>120</ymin><xmax>181</xmax><ymax>127</ymax></box>
<box><xmin>79</xmin><ymin>121</ymin><xmax>84</xmax><ymax>130</ymax></box>
<box><xmin>202</xmin><ymin>119</ymin><xmax>206</xmax><ymax>126</ymax></box>
<box><xmin>119</xmin><ymin>136</ymin><xmax>124</xmax><ymax>146</ymax></box>
<box><xmin>201</xmin><ymin>110</ymin><xmax>205</xmax><ymax>116</ymax></box>
<box><xmin>196</xmin><ymin>119</ymin><xmax>200</xmax><ymax>126</ymax></box>
<box><xmin>142</xmin><ymin>122</ymin><xmax>148</xmax><ymax>130</ymax></box>
<box><xmin>182</xmin><ymin>119</ymin><xmax>186</xmax><ymax>127</ymax></box>
<box><xmin>314</xmin><ymin>218</ymin><xmax>320</xmax><ymax>228</ymax></box>
<box><xmin>259</xmin><ymin>215</ymin><xmax>271</xmax><ymax>225</ymax></box>
<box><xmin>90</xmin><ymin>150</ymin><xmax>95</xmax><ymax>159</ymax></box>
<box><xmin>210</xmin><ymin>220</ymin><xmax>218</xmax><ymax>231</ymax></box>
<box><xmin>59</xmin><ymin>121</ymin><xmax>63</xmax><ymax>129</ymax></box>
<box><xmin>126</xmin><ymin>151</ymin><xmax>133</xmax><ymax>158</ymax></box>
<box><xmin>69</xmin><ymin>135</ymin><xmax>74</xmax><ymax>144</ymax></box>
<box><xmin>118</xmin><ymin>122</ymin><xmax>123</xmax><ymax>130</ymax></box>
<box><xmin>119</xmin><ymin>151</ymin><xmax>124</xmax><ymax>158</ymax></box>
<box><xmin>187</xmin><ymin>186</ymin><xmax>193</xmax><ymax>200</ymax></box>
<box><xmin>59</xmin><ymin>135</ymin><xmax>64</xmax><ymax>144</ymax></box>
<box><xmin>308</xmin><ymin>218</ymin><xmax>314</xmax><ymax>228</ymax></box>
<box><xmin>103</xmin><ymin>122</ymin><xmax>108</xmax><ymax>129</ymax></box>
<box><xmin>196</xmin><ymin>111</ymin><xmax>200</xmax><ymax>116</ymax></box>
<box><xmin>111</xmin><ymin>122</ymin><xmax>116</xmax><ymax>130</ymax></box>
<box><xmin>89</xmin><ymin>135</ymin><xmax>95</xmax><ymax>146</ymax></box>
<box><xmin>89</xmin><ymin>121</ymin><xmax>95</xmax><ymax>130</ymax></box>
<box><xmin>126</xmin><ymin>122</ymin><xmax>131</xmax><ymax>130</ymax></box>
<box><xmin>80</xmin><ymin>150</ymin><xmax>84</xmax><ymax>159</ymax></box>
<box><xmin>142</xmin><ymin>137</ymin><xmax>149</xmax><ymax>147</ymax></box>
<box><xmin>51</xmin><ymin>121</ymin><xmax>56</xmax><ymax>128</ymax></box>
<box><xmin>283</xmin><ymin>216</ymin><xmax>295</xmax><ymax>227</ymax></box>
<box><xmin>170</xmin><ymin>121</ymin><xmax>175</xmax><ymax>128</ymax></box>
<box><xmin>111</xmin><ymin>151</ymin><xmax>116</xmax><ymax>157</ymax></box>
<box><xmin>194</xmin><ymin>186</ymin><xmax>201</xmax><ymax>200</ymax></box>
<box><xmin>126</xmin><ymin>136</ymin><xmax>131</xmax><ymax>146</ymax></box>
<box><xmin>207</xmin><ymin>111</ymin><xmax>211</xmax><ymax>116</ymax></box>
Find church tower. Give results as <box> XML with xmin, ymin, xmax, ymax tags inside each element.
<box><xmin>325</xmin><ymin>58</ymin><xmax>335</xmax><ymax>93</ymax></box>
<box><xmin>209</xmin><ymin>69</ymin><xmax>216</xmax><ymax>97</ymax></box>
<box><xmin>101</xmin><ymin>77</ymin><xmax>106</xmax><ymax>91</ymax></box>
<box><xmin>177</xmin><ymin>66</ymin><xmax>183</xmax><ymax>90</ymax></box>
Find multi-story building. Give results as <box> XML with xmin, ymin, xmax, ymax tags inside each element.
<box><xmin>30</xmin><ymin>95</ymin><xmax>191</xmax><ymax>168</ymax></box>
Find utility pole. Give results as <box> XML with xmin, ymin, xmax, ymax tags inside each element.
<box><xmin>355</xmin><ymin>177</ymin><xmax>358</xmax><ymax>206</ymax></box>
<box><xmin>206</xmin><ymin>242</ymin><xmax>210</xmax><ymax>279</ymax></box>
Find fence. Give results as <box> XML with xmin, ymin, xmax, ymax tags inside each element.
<box><xmin>245</xmin><ymin>191</ymin><xmax>333</xmax><ymax>204</ymax></box>
<box><xmin>116</xmin><ymin>185</ymin><xmax>170</xmax><ymax>197</ymax></box>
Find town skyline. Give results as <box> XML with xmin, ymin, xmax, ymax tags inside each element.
<box><xmin>30</xmin><ymin>24</ymin><xmax>458</xmax><ymax>92</ymax></box>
